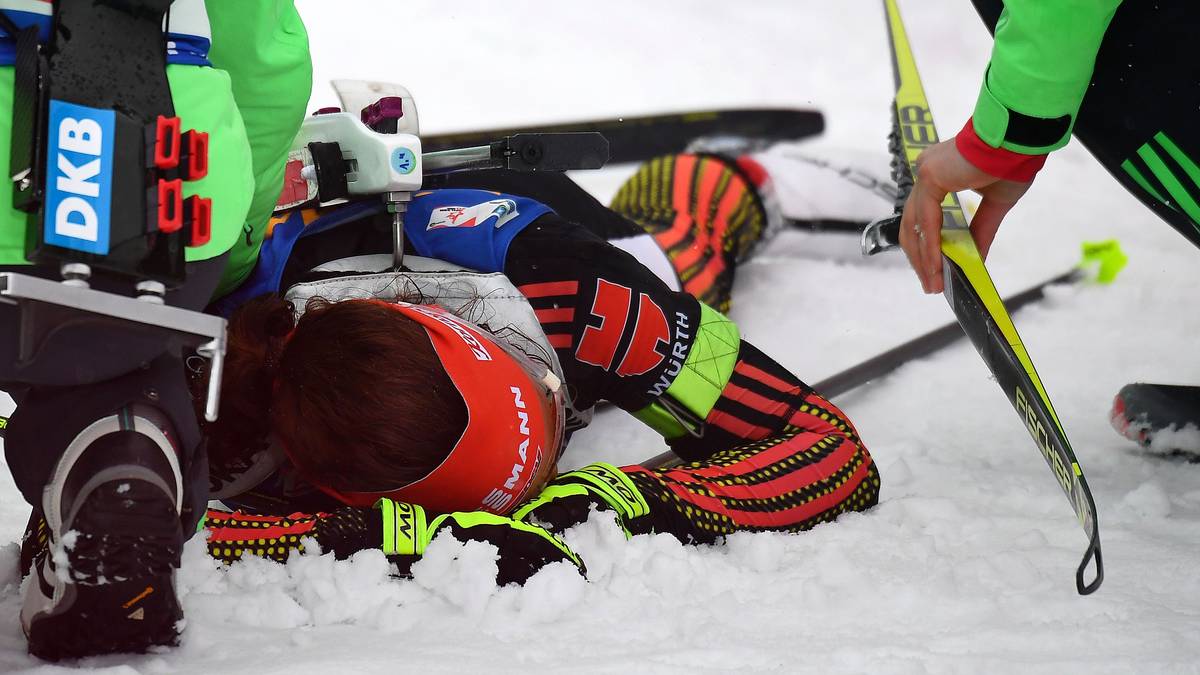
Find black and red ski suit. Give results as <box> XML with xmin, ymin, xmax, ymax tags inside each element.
<box><xmin>194</xmin><ymin>154</ymin><xmax>882</xmax><ymax>577</ymax></box>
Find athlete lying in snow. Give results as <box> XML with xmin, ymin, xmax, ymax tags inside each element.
<box><xmin>24</xmin><ymin>153</ymin><xmax>882</xmax><ymax>584</ymax></box>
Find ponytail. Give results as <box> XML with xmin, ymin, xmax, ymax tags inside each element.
<box><xmin>205</xmin><ymin>295</ymin><xmax>297</xmax><ymax>470</ymax></box>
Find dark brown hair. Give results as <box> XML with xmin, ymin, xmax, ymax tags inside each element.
<box><xmin>209</xmin><ymin>295</ymin><xmax>467</xmax><ymax>492</ymax></box>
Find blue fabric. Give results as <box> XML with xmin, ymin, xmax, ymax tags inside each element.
<box><xmin>402</xmin><ymin>189</ymin><xmax>550</xmax><ymax>272</ymax></box>
<box><xmin>209</xmin><ymin>200</ymin><xmax>383</xmax><ymax>317</ymax></box>
<box><xmin>0</xmin><ymin>10</ymin><xmax>52</xmax><ymax>65</ymax></box>
<box><xmin>211</xmin><ymin>189</ymin><xmax>552</xmax><ymax>317</ymax></box>
<box><xmin>0</xmin><ymin>11</ymin><xmax>212</xmax><ymax>67</ymax></box>
<box><xmin>166</xmin><ymin>32</ymin><xmax>213</xmax><ymax>67</ymax></box>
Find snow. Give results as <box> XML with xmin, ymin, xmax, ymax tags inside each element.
<box><xmin>2</xmin><ymin>0</ymin><xmax>1200</xmax><ymax>672</ymax></box>
<box><xmin>1147</xmin><ymin>424</ymin><xmax>1200</xmax><ymax>457</ymax></box>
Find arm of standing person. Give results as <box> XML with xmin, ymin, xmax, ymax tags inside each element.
<box><xmin>901</xmin><ymin>0</ymin><xmax>1123</xmax><ymax>293</ymax></box>
<box><xmin>205</xmin><ymin>0</ymin><xmax>313</xmax><ymax>296</ymax></box>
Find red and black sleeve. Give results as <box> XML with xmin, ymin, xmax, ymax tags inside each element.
<box><xmin>504</xmin><ymin>215</ymin><xmax>704</xmax><ymax>414</ymax></box>
<box><xmin>501</xmin><ymin>153</ymin><xmax>771</xmax><ymax>417</ymax></box>
<box><xmin>203</xmin><ymin>507</ymin><xmax>379</xmax><ymax>563</ymax></box>
<box><xmin>515</xmin><ymin>340</ymin><xmax>880</xmax><ymax>544</ymax></box>
<box><xmin>622</xmin><ymin>342</ymin><xmax>879</xmax><ymax>543</ymax></box>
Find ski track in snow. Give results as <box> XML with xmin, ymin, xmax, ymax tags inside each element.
<box><xmin>2</xmin><ymin>1</ymin><xmax>1199</xmax><ymax>672</ymax></box>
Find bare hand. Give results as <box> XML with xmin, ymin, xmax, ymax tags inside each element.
<box><xmin>898</xmin><ymin>138</ymin><xmax>1032</xmax><ymax>294</ymax></box>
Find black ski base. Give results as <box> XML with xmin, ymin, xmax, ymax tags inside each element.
<box><xmin>1111</xmin><ymin>383</ymin><xmax>1200</xmax><ymax>459</ymax></box>
<box><xmin>422</xmin><ymin>108</ymin><xmax>825</xmax><ymax>164</ymax></box>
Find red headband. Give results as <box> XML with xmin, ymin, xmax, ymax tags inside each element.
<box><xmin>300</xmin><ymin>301</ymin><xmax>561</xmax><ymax>515</ymax></box>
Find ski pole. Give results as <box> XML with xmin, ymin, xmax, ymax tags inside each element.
<box><xmin>639</xmin><ymin>263</ymin><xmax>1087</xmax><ymax>471</ymax></box>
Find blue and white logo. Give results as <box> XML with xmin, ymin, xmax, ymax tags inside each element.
<box><xmin>391</xmin><ymin>147</ymin><xmax>416</xmax><ymax>175</ymax></box>
<box><xmin>42</xmin><ymin>100</ymin><xmax>115</xmax><ymax>255</ymax></box>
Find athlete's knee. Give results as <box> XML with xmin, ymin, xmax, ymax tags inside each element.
<box><xmin>841</xmin><ymin>418</ymin><xmax>880</xmax><ymax>513</ymax></box>
<box><xmin>852</xmin><ymin>457</ymin><xmax>882</xmax><ymax>514</ymax></box>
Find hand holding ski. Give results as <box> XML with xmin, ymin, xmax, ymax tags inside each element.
<box><xmin>878</xmin><ymin>0</ymin><xmax>1103</xmax><ymax>595</ymax></box>
<box><xmin>899</xmin><ymin>139</ymin><xmax>1030</xmax><ymax>293</ymax></box>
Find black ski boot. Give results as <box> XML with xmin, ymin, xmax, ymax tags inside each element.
<box><xmin>20</xmin><ymin>405</ymin><xmax>186</xmax><ymax>661</ymax></box>
<box><xmin>1111</xmin><ymin>383</ymin><xmax>1200</xmax><ymax>458</ymax></box>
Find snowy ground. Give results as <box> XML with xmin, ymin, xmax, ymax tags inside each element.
<box><xmin>2</xmin><ymin>0</ymin><xmax>1200</xmax><ymax>672</ymax></box>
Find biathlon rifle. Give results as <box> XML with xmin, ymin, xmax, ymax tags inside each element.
<box><xmin>277</xmin><ymin>83</ymin><xmax>609</xmax><ymax>273</ymax></box>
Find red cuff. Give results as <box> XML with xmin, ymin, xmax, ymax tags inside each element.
<box><xmin>955</xmin><ymin>118</ymin><xmax>1047</xmax><ymax>182</ymax></box>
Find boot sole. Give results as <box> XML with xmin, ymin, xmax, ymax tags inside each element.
<box><xmin>26</xmin><ymin>480</ymin><xmax>183</xmax><ymax>661</ymax></box>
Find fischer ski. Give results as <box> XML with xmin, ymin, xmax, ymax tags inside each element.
<box><xmin>874</xmin><ymin>0</ymin><xmax>1103</xmax><ymax>594</ymax></box>
<box><xmin>421</xmin><ymin>109</ymin><xmax>825</xmax><ymax>164</ymax></box>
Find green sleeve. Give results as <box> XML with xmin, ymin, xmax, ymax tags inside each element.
<box><xmin>632</xmin><ymin>303</ymin><xmax>739</xmax><ymax>439</ymax></box>
<box><xmin>0</xmin><ymin>56</ymin><xmax>262</xmax><ymax>270</ymax></box>
<box><xmin>972</xmin><ymin>0</ymin><xmax>1123</xmax><ymax>154</ymax></box>
<box><xmin>206</xmin><ymin>0</ymin><xmax>313</xmax><ymax>296</ymax></box>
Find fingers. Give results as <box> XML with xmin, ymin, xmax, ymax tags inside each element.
<box><xmin>899</xmin><ymin>189</ymin><xmax>923</xmax><ymax>288</ymax></box>
<box><xmin>900</xmin><ymin>138</ymin><xmax>1030</xmax><ymax>293</ymax></box>
<box><xmin>900</xmin><ymin>180</ymin><xmax>948</xmax><ymax>294</ymax></box>
<box><xmin>968</xmin><ymin>198</ymin><xmax>1009</xmax><ymax>260</ymax></box>
<box><xmin>916</xmin><ymin>185</ymin><xmax>947</xmax><ymax>293</ymax></box>
<box><xmin>969</xmin><ymin>180</ymin><xmax>1030</xmax><ymax>259</ymax></box>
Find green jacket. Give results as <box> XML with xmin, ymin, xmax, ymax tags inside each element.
<box><xmin>0</xmin><ymin>1</ymin><xmax>312</xmax><ymax>297</ymax></box>
<box><xmin>972</xmin><ymin>0</ymin><xmax>1123</xmax><ymax>154</ymax></box>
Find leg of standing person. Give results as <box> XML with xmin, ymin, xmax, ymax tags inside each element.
<box><xmin>2</xmin><ymin>256</ymin><xmax>226</xmax><ymax>660</ymax></box>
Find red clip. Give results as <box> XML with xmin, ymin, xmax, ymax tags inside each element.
<box><xmin>276</xmin><ymin>159</ymin><xmax>311</xmax><ymax>209</ymax></box>
<box><xmin>184</xmin><ymin>196</ymin><xmax>212</xmax><ymax>247</ymax></box>
<box><xmin>157</xmin><ymin>179</ymin><xmax>183</xmax><ymax>233</ymax></box>
<box><xmin>154</xmin><ymin>116</ymin><xmax>182</xmax><ymax>170</ymax></box>
<box><xmin>184</xmin><ymin>130</ymin><xmax>209</xmax><ymax>180</ymax></box>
